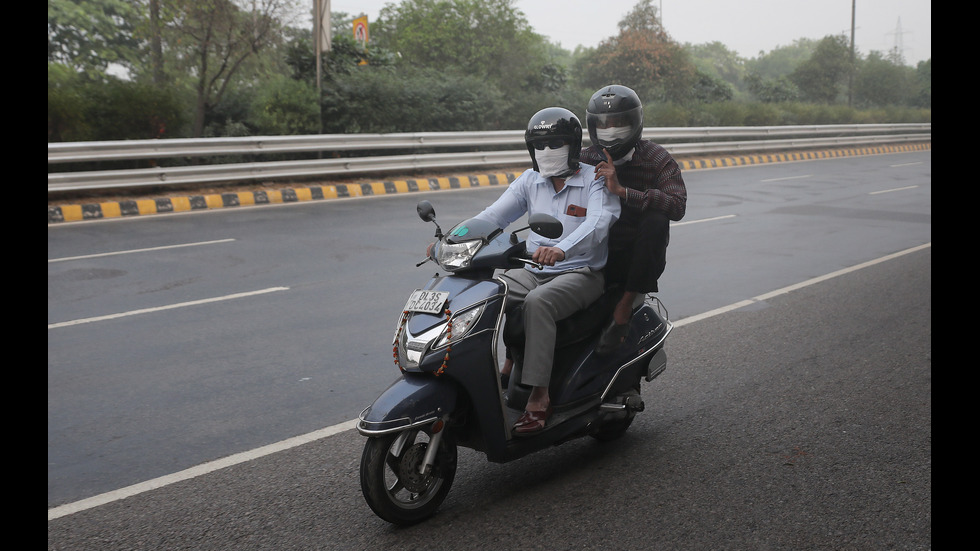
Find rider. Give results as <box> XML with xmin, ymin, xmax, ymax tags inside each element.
<box><xmin>580</xmin><ymin>85</ymin><xmax>688</xmax><ymax>353</ymax></box>
<box><xmin>473</xmin><ymin>107</ymin><xmax>620</xmax><ymax>434</ymax></box>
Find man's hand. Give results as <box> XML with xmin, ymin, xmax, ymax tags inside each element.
<box><xmin>532</xmin><ymin>246</ymin><xmax>565</xmax><ymax>266</ymax></box>
<box><xmin>595</xmin><ymin>148</ymin><xmax>626</xmax><ymax>198</ymax></box>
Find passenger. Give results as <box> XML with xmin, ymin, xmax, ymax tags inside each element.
<box><xmin>579</xmin><ymin>85</ymin><xmax>687</xmax><ymax>353</ymax></box>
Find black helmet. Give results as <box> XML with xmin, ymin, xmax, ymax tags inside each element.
<box><xmin>586</xmin><ymin>85</ymin><xmax>644</xmax><ymax>161</ymax></box>
<box><xmin>525</xmin><ymin>107</ymin><xmax>582</xmax><ymax>177</ymax></box>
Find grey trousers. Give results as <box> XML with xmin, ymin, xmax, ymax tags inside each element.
<box><xmin>500</xmin><ymin>266</ymin><xmax>605</xmax><ymax>388</ymax></box>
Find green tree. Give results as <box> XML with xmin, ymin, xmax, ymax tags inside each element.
<box><xmin>686</xmin><ymin>41</ymin><xmax>746</xmax><ymax>95</ymax></box>
<box><xmin>744</xmin><ymin>73</ymin><xmax>800</xmax><ymax>103</ymax></box>
<box><xmin>372</xmin><ymin>0</ymin><xmax>549</xmax><ymax>90</ymax></box>
<box><xmin>790</xmin><ymin>34</ymin><xmax>853</xmax><ymax>104</ymax></box>
<box><xmin>156</xmin><ymin>0</ymin><xmax>297</xmax><ymax>137</ymax></box>
<box><xmin>911</xmin><ymin>59</ymin><xmax>931</xmax><ymax>108</ymax></box>
<box><xmin>48</xmin><ymin>63</ymin><xmax>188</xmax><ymax>142</ymax></box>
<box><xmin>48</xmin><ymin>0</ymin><xmax>141</xmax><ymax>79</ymax></box>
<box><xmin>320</xmin><ymin>67</ymin><xmax>507</xmax><ymax>133</ymax></box>
<box><xmin>745</xmin><ymin>39</ymin><xmax>817</xmax><ymax>80</ymax></box>
<box><xmin>691</xmin><ymin>69</ymin><xmax>734</xmax><ymax>103</ymax></box>
<box><xmin>48</xmin><ymin>63</ymin><xmax>92</xmax><ymax>141</ymax></box>
<box><xmin>283</xmin><ymin>27</ymin><xmax>397</xmax><ymax>85</ymax></box>
<box><xmin>248</xmin><ymin>76</ymin><xmax>320</xmax><ymax>135</ymax></box>
<box><xmin>853</xmin><ymin>51</ymin><xmax>909</xmax><ymax>107</ymax></box>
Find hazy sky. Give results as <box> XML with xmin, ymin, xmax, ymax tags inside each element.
<box><xmin>325</xmin><ymin>0</ymin><xmax>931</xmax><ymax>65</ymax></box>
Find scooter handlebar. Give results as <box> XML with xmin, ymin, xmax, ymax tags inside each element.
<box><xmin>511</xmin><ymin>253</ymin><xmax>545</xmax><ymax>270</ymax></box>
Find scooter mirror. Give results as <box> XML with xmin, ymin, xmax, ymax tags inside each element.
<box><xmin>417</xmin><ymin>200</ymin><xmax>436</xmax><ymax>222</ymax></box>
<box><xmin>527</xmin><ymin>213</ymin><xmax>563</xmax><ymax>239</ymax></box>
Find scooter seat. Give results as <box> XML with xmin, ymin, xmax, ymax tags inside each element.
<box><xmin>503</xmin><ymin>285</ymin><xmax>624</xmax><ymax>352</ymax></box>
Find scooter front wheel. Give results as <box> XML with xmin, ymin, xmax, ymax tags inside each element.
<box><xmin>359</xmin><ymin>428</ymin><xmax>457</xmax><ymax>526</ymax></box>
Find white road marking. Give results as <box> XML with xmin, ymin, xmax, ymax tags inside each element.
<box><xmin>760</xmin><ymin>175</ymin><xmax>813</xmax><ymax>182</ymax></box>
<box><xmin>671</xmin><ymin>214</ymin><xmax>736</xmax><ymax>226</ymax></box>
<box><xmin>47</xmin><ymin>287</ymin><xmax>290</xmax><ymax>329</ymax></box>
<box><xmin>869</xmin><ymin>185</ymin><xmax>919</xmax><ymax>195</ymax></box>
<box><xmin>48</xmin><ymin>238</ymin><xmax>236</xmax><ymax>263</ymax></box>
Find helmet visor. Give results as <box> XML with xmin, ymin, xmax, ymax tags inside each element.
<box><xmin>530</xmin><ymin>138</ymin><xmax>569</xmax><ymax>150</ymax></box>
<box><xmin>586</xmin><ymin>107</ymin><xmax>643</xmax><ymax>147</ymax></box>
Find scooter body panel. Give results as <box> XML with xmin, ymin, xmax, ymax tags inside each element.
<box><xmin>357</xmin><ymin>373</ymin><xmax>458</xmax><ymax>436</ymax></box>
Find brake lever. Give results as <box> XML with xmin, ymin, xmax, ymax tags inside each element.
<box><xmin>512</xmin><ymin>257</ymin><xmax>545</xmax><ymax>270</ymax></box>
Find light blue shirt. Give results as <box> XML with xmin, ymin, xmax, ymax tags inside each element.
<box><xmin>473</xmin><ymin>164</ymin><xmax>621</xmax><ymax>273</ymax></box>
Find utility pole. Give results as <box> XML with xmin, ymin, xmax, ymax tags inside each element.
<box><xmin>848</xmin><ymin>0</ymin><xmax>855</xmax><ymax>107</ymax></box>
<box><xmin>313</xmin><ymin>0</ymin><xmax>331</xmax><ymax>134</ymax></box>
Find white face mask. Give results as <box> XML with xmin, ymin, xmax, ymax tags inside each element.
<box><xmin>613</xmin><ymin>148</ymin><xmax>635</xmax><ymax>165</ymax></box>
<box><xmin>596</xmin><ymin>126</ymin><xmax>633</xmax><ymax>145</ymax></box>
<box><xmin>535</xmin><ymin>145</ymin><xmax>571</xmax><ymax>178</ymax></box>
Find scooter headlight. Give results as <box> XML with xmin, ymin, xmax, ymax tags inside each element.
<box><xmin>434</xmin><ymin>304</ymin><xmax>485</xmax><ymax>349</ymax></box>
<box><xmin>393</xmin><ymin>304</ymin><xmax>484</xmax><ymax>372</ymax></box>
<box><xmin>434</xmin><ymin>239</ymin><xmax>482</xmax><ymax>271</ymax></box>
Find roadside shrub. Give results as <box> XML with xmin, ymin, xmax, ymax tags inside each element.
<box><xmin>84</xmin><ymin>78</ymin><xmax>188</xmax><ymax>140</ymax></box>
<box><xmin>699</xmin><ymin>102</ymin><xmax>748</xmax><ymax>126</ymax></box>
<box><xmin>249</xmin><ymin>76</ymin><xmax>320</xmax><ymax>135</ymax></box>
<box><xmin>48</xmin><ymin>63</ymin><xmax>91</xmax><ymax>142</ymax></box>
<box><xmin>646</xmin><ymin>102</ymin><xmax>690</xmax><ymax>127</ymax></box>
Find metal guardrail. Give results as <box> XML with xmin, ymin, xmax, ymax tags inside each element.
<box><xmin>48</xmin><ymin>124</ymin><xmax>931</xmax><ymax>193</ymax></box>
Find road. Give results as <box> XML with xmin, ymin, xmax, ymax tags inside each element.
<box><xmin>48</xmin><ymin>151</ymin><xmax>931</xmax><ymax>549</ymax></box>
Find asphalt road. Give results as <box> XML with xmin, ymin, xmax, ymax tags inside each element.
<box><xmin>48</xmin><ymin>151</ymin><xmax>931</xmax><ymax>549</ymax></box>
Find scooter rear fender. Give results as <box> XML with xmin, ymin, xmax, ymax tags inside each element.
<box><xmin>357</xmin><ymin>374</ymin><xmax>458</xmax><ymax>436</ymax></box>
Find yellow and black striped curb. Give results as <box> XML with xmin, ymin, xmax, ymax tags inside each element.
<box><xmin>47</xmin><ymin>142</ymin><xmax>930</xmax><ymax>224</ymax></box>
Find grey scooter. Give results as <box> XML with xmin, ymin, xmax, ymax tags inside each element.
<box><xmin>357</xmin><ymin>200</ymin><xmax>671</xmax><ymax>526</ymax></box>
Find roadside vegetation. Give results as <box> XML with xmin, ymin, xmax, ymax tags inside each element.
<box><xmin>48</xmin><ymin>0</ymin><xmax>931</xmax><ymax>143</ymax></box>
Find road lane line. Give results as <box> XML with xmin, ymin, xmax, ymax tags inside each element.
<box><xmin>47</xmin><ymin>420</ymin><xmax>358</xmax><ymax>521</ymax></box>
<box><xmin>47</xmin><ymin>287</ymin><xmax>290</xmax><ymax>330</ymax></box>
<box><xmin>870</xmin><ymin>185</ymin><xmax>919</xmax><ymax>195</ymax></box>
<box><xmin>760</xmin><ymin>175</ymin><xmax>813</xmax><ymax>182</ymax></box>
<box><xmin>48</xmin><ymin>238</ymin><xmax>236</xmax><ymax>263</ymax></box>
<box><xmin>672</xmin><ymin>243</ymin><xmax>931</xmax><ymax>328</ymax></box>
<box><xmin>47</xmin><ymin>242</ymin><xmax>931</xmax><ymax>520</ymax></box>
<box><xmin>671</xmin><ymin>214</ymin><xmax>736</xmax><ymax>227</ymax></box>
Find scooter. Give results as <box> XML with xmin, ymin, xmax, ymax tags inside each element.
<box><xmin>356</xmin><ymin>200</ymin><xmax>672</xmax><ymax>526</ymax></box>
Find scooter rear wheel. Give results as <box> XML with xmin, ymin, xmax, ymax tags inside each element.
<box><xmin>359</xmin><ymin>429</ymin><xmax>457</xmax><ymax>526</ymax></box>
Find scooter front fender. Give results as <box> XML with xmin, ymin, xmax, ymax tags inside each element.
<box><xmin>357</xmin><ymin>374</ymin><xmax>458</xmax><ymax>436</ymax></box>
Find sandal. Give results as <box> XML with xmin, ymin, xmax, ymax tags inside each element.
<box><xmin>513</xmin><ymin>406</ymin><xmax>552</xmax><ymax>435</ymax></box>
<box><xmin>596</xmin><ymin>320</ymin><xmax>629</xmax><ymax>355</ymax></box>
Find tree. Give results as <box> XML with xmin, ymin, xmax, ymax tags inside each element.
<box><xmin>745</xmin><ymin>39</ymin><xmax>817</xmax><ymax>80</ymax></box>
<box><xmin>790</xmin><ymin>34</ymin><xmax>853</xmax><ymax>104</ymax></box>
<box><xmin>853</xmin><ymin>51</ymin><xmax>909</xmax><ymax>107</ymax></box>
<box><xmin>319</xmin><ymin>67</ymin><xmax>507</xmax><ymax>133</ymax></box>
<box><xmin>575</xmin><ymin>0</ymin><xmax>696</xmax><ymax>105</ymax></box>
<box><xmin>48</xmin><ymin>0</ymin><xmax>141</xmax><ymax>79</ymax></box>
<box><xmin>686</xmin><ymin>41</ymin><xmax>746</xmax><ymax>94</ymax></box>
<box><xmin>744</xmin><ymin>73</ymin><xmax>799</xmax><ymax>103</ymax></box>
<box><xmin>157</xmin><ymin>0</ymin><xmax>297</xmax><ymax>137</ymax></box>
<box><xmin>911</xmin><ymin>59</ymin><xmax>931</xmax><ymax>108</ymax></box>
<box><xmin>372</xmin><ymin>0</ymin><xmax>550</xmax><ymax>90</ymax></box>
<box><xmin>248</xmin><ymin>76</ymin><xmax>320</xmax><ymax>135</ymax></box>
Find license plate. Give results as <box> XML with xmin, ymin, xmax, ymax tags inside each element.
<box><xmin>403</xmin><ymin>289</ymin><xmax>450</xmax><ymax>314</ymax></box>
